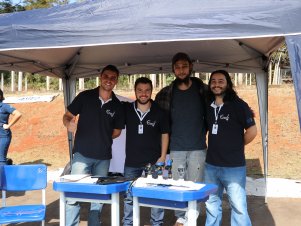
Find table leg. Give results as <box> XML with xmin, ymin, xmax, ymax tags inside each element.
<box><xmin>60</xmin><ymin>192</ymin><xmax>66</xmax><ymax>226</ymax></box>
<box><xmin>133</xmin><ymin>196</ymin><xmax>140</xmax><ymax>226</ymax></box>
<box><xmin>187</xmin><ymin>200</ymin><xmax>198</xmax><ymax>226</ymax></box>
<box><xmin>111</xmin><ymin>193</ymin><xmax>120</xmax><ymax>226</ymax></box>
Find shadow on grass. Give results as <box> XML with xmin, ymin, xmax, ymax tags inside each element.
<box><xmin>246</xmin><ymin>158</ymin><xmax>265</xmax><ymax>178</ymax></box>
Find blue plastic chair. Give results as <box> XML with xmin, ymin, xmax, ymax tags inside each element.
<box><xmin>0</xmin><ymin>164</ymin><xmax>47</xmax><ymax>226</ymax></box>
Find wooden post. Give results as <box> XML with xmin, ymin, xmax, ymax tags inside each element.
<box><xmin>25</xmin><ymin>74</ymin><xmax>28</xmax><ymax>91</ymax></box>
<box><xmin>18</xmin><ymin>71</ymin><xmax>23</xmax><ymax>91</ymax></box>
<box><xmin>150</xmin><ymin>74</ymin><xmax>156</xmax><ymax>89</ymax></box>
<box><xmin>234</xmin><ymin>73</ymin><xmax>238</xmax><ymax>86</ymax></box>
<box><xmin>206</xmin><ymin>73</ymin><xmax>210</xmax><ymax>84</ymax></box>
<box><xmin>249</xmin><ymin>73</ymin><xmax>252</xmax><ymax>86</ymax></box>
<box><xmin>59</xmin><ymin>78</ymin><xmax>63</xmax><ymax>91</ymax></box>
<box><xmin>79</xmin><ymin>78</ymin><xmax>84</xmax><ymax>90</ymax></box>
<box><xmin>46</xmin><ymin>76</ymin><xmax>50</xmax><ymax>91</ymax></box>
<box><xmin>163</xmin><ymin>73</ymin><xmax>166</xmax><ymax>87</ymax></box>
<box><xmin>1</xmin><ymin>73</ymin><xmax>4</xmax><ymax>91</ymax></box>
<box><xmin>11</xmin><ymin>71</ymin><xmax>15</xmax><ymax>92</ymax></box>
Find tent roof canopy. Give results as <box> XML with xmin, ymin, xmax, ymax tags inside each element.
<box><xmin>0</xmin><ymin>0</ymin><xmax>300</xmax><ymax>77</ymax></box>
<box><xmin>0</xmin><ymin>36</ymin><xmax>285</xmax><ymax>77</ymax></box>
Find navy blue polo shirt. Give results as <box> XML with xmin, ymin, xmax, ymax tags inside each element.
<box><xmin>124</xmin><ymin>100</ymin><xmax>170</xmax><ymax>167</ymax></box>
<box><xmin>0</xmin><ymin>102</ymin><xmax>16</xmax><ymax>137</ymax></box>
<box><xmin>67</xmin><ymin>87</ymin><xmax>124</xmax><ymax>160</ymax></box>
<box><xmin>206</xmin><ymin>97</ymin><xmax>255</xmax><ymax>167</ymax></box>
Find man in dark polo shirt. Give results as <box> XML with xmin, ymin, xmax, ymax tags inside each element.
<box><xmin>122</xmin><ymin>77</ymin><xmax>170</xmax><ymax>226</ymax></box>
<box><xmin>204</xmin><ymin>70</ymin><xmax>257</xmax><ymax>226</ymax></box>
<box><xmin>63</xmin><ymin>65</ymin><xmax>124</xmax><ymax>226</ymax></box>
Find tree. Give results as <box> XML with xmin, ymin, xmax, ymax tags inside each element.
<box><xmin>23</xmin><ymin>0</ymin><xmax>69</xmax><ymax>10</ymax></box>
<box><xmin>0</xmin><ymin>0</ymin><xmax>25</xmax><ymax>13</ymax></box>
<box><xmin>270</xmin><ymin>44</ymin><xmax>290</xmax><ymax>85</ymax></box>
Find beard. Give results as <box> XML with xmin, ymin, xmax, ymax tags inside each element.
<box><xmin>175</xmin><ymin>74</ymin><xmax>190</xmax><ymax>86</ymax></box>
<box><xmin>212</xmin><ymin>87</ymin><xmax>227</xmax><ymax>97</ymax></box>
<box><xmin>137</xmin><ymin>98</ymin><xmax>150</xmax><ymax>105</ymax></box>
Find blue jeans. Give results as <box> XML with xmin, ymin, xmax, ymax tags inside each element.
<box><xmin>0</xmin><ymin>136</ymin><xmax>11</xmax><ymax>166</ymax></box>
<box><xmin>170</xmin><ymin>149</ymin><xmax>206</xmax><ymax>221</ymax></box>
<box><xmin>204</xmin><ymin>163</ymin><xmax>252</xmax><ymax>226</ymax></box>
<box><xmin>66</xmin><ymin>152</ymin><xmax>110</xmax><ymax>226</ymax></box>
<box><xmin>123</xmin><ymin>166</ymin><xmax>164</xmax><ymax>226</ymax></box>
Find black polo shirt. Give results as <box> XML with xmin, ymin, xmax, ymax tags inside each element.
<box><xmin>124</xmin><ymin>100</ymin><xmax>170</xmax><ymax>167</ymax></box>
<box><xmin>206</xmin><ymin>97</ymin><xmax>255</xmax><ymax>167</ymax></box>
<box><xmin>67</xmin><ymin>87</ymin><xmax>124</xmax><ymax>160</ymax></box>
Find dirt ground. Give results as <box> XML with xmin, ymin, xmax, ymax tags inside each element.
<box><xmin>7</xmin><ymin>84</ymin><xmax>301</xmax><ymax>180</ymax></box>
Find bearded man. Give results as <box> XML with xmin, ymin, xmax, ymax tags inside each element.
<box><xmin>155</xmin><ymin>52</ymin><xmax>207</xmax><ymax>226</ymax></box>
<box><xmin>122</xmin><ymin>77</ymin><xmax>170</xmax><ymax>226</ymax></box>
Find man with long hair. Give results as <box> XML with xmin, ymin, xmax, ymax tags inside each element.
<box><xmin>204</xmin><ymin>70</ymin><xmax>257</xmax><ymax>226</ymax></box>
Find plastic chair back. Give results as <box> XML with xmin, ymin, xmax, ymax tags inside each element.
<box><xmin>0</xmin><ymin>164</ymin><xmax>47</xmax><ymax>225</ymax></box>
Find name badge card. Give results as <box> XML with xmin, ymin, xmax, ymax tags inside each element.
<box><xmin>212</xmin><ymin>124</ymin><xmax>218</xmax><ymax>134</ymax></box>
<box><xmin>138</xmin><ymin>124</ymin><xmax>144</xmax><ymax>134</ymax></box>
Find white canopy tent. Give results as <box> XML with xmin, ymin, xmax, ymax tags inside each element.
<box><xmin>1</xmin><ymin>0</ymin><xmax>301</xmax><ymax>201</ymax></box>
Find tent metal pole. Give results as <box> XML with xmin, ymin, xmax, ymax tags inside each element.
<box><xmin>255</xmin><ymin>71</ymin><xmax>269</xmax><ymax>203</ymax></box>
<box><xmin>62</xmin><ymin>76</ymin><xmax>77</xmax><ymax>165</ymax></box>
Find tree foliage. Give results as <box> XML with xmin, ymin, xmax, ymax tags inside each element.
<box><xmin>0</xmin><ymin>0</ymin><xmax>25</xmax><ymax>13</ymax></box>
<box><xmin>23</xmin><ymin>0</ymin><xmax>69</xmax><ymax>10</ymax></box>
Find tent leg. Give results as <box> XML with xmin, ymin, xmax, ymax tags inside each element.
<box><xmin>255</xmin><ymin>71</ymin><xmax>269</xmax><ymax>203</ymax></box>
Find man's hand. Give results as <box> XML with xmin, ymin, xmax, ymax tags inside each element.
<box><xmin>63</xmin><ymin>111</ymin><xmax>77</xmax><ymax>133</ymax></box>
<box><xmin>156</xmin><ymin>156</ymin><xmax>166</xmax><ymax>164</ymax></box>
<box><xmin>67</xmin><ymin>117</ymin><xmax>77</xmax><ymax>133</ymax></box>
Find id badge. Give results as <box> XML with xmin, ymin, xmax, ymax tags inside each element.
<box><xmin>138</xmin><ymin>124</ymin><xmax>144</xmax><ymax>134</ymax></box>
<box><xmin>212</xmin><ymin>124</ymin><xmax>218</xmax><ymax>134</ymax></box>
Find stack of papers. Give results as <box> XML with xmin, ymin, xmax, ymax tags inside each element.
<box><xmin>59</xmin><ymin>174</ymin><xmax>97</xmax><ymax>183</ymax></box>
<box><xmin>134</xmin><ymin>177</ymin><xmax>205</xmax><ymax>191</ymax></box>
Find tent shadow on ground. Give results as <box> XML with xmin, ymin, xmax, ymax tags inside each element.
<box><xmin>246</xmin><ymin>158</ymin><xmax>264</xmax><ymax>178</ymax></box>
<box><xmin>42</xmin><ymin>196</ymin><xmax>275</xmax><ymax>226</ymax></box>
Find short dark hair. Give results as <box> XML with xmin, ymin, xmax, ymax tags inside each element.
<box><xmin>0</xmin><ymin>89</ymin><xmax>4</xmax><ymax>102</ymax></box>
<box><xmin>101</xmin><ymin>65</ymin><xmax>119</xmax><ymax>77</ymax></box>
<box><xmin>172</xmin><ymin>52</ymin><xmax>192</xmax><ymax>71</ymax></box>
<box><xmin>134</xmin><ymin>77</ymin><xmax>153</xmax><ymax>90</ymax></box>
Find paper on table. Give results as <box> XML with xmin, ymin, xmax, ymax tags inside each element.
<box><xmin>134</xmin><ymin>177</ymin><xmax>206</xmax><ymax>190</ymax></box>
<box><xmin>59</xmin><ymin>174</ymin><xmax>91</xmax><ymax>182</ymax></box>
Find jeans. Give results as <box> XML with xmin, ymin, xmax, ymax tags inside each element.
<box><xmin>66</xmin><ymin>152</ymin><xmax>110</xmax><ymax>226</ymax></box>
<box><xmin>204</xmin><ymin>163</ymin><xmax>252</xmax><ymax>226</ymax></box>
<box><xmin>123</xmin><ymin>166</ymin><xmax>164</xmax><ymax>226</ymax></box>
<box><xmin>0</xmin><ymin>136</ymin><xmax>11</xmax><ymax>166</ymax></box>
<box><xmin>170</xmin><ymin>149</ymin><xmax>206</xmax><ymax>221</ymax></box>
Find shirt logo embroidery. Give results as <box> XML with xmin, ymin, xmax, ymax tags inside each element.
<box><xmin>220</xmin><ymin>114</ymin><xmax>229</xmax><ymax>121</ymax></box>
<box><xmin>106</xmin><ymin>110</ymin><xmax>115</xmax><ymax>118</ymax></box>
<box><xmin>146</xmin><ymin>120</ymin><xmax>156</xmax><ymax>127</ymax></box>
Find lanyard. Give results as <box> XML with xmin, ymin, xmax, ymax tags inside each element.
<box><xmin>133</xmin><ymin>102</ymin><xmax>150</xmax><ymax>124</ymax></box>
<box><xmin>211</xmin><ymin>101</ymin><xmax>223</xmax><ymax>123</ymax></box>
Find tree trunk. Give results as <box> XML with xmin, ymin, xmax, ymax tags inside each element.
<box><xmin>11</xmin><ymin>71</ymin><xmax>15</xmax><ymax>92</ymax></box>
<box><xmin>46</xmin><ymin>76</ymin><xmax>50</xmax><ymax>91</ymax></box>
<box><xmin>1</xmin><ymin>73</ymin><xmax>3</xmax><ymax>91</ymax></box>
<box><xmin>25</xmin><ymin>73</ymin><xmax>28</xmax><ymax>91</ymax></box>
